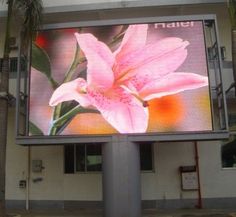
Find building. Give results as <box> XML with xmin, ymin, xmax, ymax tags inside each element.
<box><xmin>0</xmin><ymin>0</ymin><xmax>236</xmax><ymax>212</ymax></box>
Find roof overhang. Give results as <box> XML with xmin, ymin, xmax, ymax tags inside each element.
<box><xmin>0</xmin><ymin>0</ymin><xmax>225</xmax><ymax>17</ymax></box>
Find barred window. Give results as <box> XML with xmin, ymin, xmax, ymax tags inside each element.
<box><xmin>0</xmin><ymin>57</ymin><xmax>27</xmax><ymax>73</ymax></box>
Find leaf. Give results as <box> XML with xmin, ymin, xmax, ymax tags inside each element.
<box><xmin>31</xmin><ymin>42</ymin><xmax>51</xmax><ymax>78</ymax></box>
<box><xmin>29</xmin><ymin>121</ymin><xmax>44</xmax><ymax>135</ymax></box>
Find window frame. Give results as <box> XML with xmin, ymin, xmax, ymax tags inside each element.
<box><xmin>64</xmin><ymin>143</ymin><xmax>154</xmax><ymax>174</ymax></box>
<box><xmin>221</xmin><ymin>138</ymin><xmax>236</xmax><ymax>169</ymax></box>
<box><xmin>75</xmin><ymin>143</ymin><xmax>102</xmax><ymax>173</ymax></box>
<box><xmin>140</xmin><ymin>142</ymin><xmax>155</xmax><ymax>173</ymax></box>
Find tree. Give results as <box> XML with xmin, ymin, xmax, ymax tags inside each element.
<box><xmin>227</xmin><ymin>0</ymin><xmax>236</xmax><ymax>95</ymax></box>
<box><xmin>0</xmin><ymin>1</ymin><xmax>43</xmax><ymax>216</ymax></box>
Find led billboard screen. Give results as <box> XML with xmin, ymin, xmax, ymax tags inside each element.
<box><xmin>29</xmin><ymin>20</ymin><xmax>212</xmax><ymax>136</ymax></box>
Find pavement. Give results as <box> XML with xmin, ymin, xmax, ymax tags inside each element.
<box><xmin>5</xmin><ymin>209</ymin><xmax>236</xmax><ymax>217</ymax></box>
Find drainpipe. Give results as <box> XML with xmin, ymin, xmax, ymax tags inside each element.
<box><xmin>194</xmin><ymin>141</ymin><xmax>202</xmax><ymax>209</ymax></box>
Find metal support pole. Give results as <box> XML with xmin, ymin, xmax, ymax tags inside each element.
<box><xmin>194</xmin><ymin>141</ymin><xmax>202</xmax><ymax>209</ymax></box>
<box><xmin>102</xmin><ymin>136</ymin><xmax>141</xmax><ymax>217</ymax></box>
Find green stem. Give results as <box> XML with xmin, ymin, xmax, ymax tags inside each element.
<box><xmin>52</xmin><ymin>105</ymin><xmax>99</xmax><ymax>128</ymax></box>
<box><xmin>48</xmin><ymin>76</ymin><xmax>59</xmax><ymax>89</ymax></box>
<box><xmin>49</xmin><ymin>42</ymin><xmax>85</xmax><ymax>135</ymax></box>
<box><xmin>49</xmin><ymin>103</ymin><xmax>62</xmax><ymax>135</ymax></box>
<box><xmin>63</xmin><ymin>44</ymin><xmax>85</xmax><ymax>83</ymax></box>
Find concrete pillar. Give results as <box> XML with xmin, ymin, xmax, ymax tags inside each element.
<box><xmin>102</xmin><ymin>136</ymin><xmax>141</xmax><ymax>217</ymax></box>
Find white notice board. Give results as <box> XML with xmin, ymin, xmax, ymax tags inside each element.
<box><xmin>181</xmin><ymin>172</ymin><xmax>198</xmax><ymax>190</ymax></box>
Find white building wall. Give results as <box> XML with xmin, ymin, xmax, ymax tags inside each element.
<box><xmin>151</xmin><ymin>142</ymin><xmax>196</xmax><ymax>200</ymax></box>
<box><xmin>6</xmin><ymin>109</ymin><xmax>236</xmax><ymax>203</ymax></box>
<box><xmin>29</xmin><ymin>146</ymin><xmax>64</xmax><ymax>200</ymax></box>
<box><xmin>6</xmin><ymin>109</ymin><xmax>28</xmax><ymax>201</ymax></box>
<box><xmin>199</xmin><ymin>142</ymin><xmax>236</xmax><ymax>199</ymax></box>
<box><xmin>63</xmin><ymin>174</ymin><xmax>102</xmax><ymax>201</ymax></box>
<box><xmin>6</xmin><ymin>111</ymin><xmax>103</xmax><ymax>202</ymax></box>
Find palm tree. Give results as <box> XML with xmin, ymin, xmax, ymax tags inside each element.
<box><xmin>0</xmin><ymin>1</ymin><xmax>43</xmax><ymax>216</ymax></box>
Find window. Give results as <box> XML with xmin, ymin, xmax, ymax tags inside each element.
<box><xmin>221</xmin><ymin>138</ymin><xmax>236</xmax><ymax>168</ymax></box>
<box><xmin>76</xmin><ymin>144</ymin><xmax>102</xmax><ymax>172</ymax></box>
<box><xmin>140</xmin><ymin>143</ymin><xmax>153</xmax><ymax>171</ymax></box>
<box><xmin>0</xmin><ymin>57</ymin><xmax>27</xmax><ymax>74</ymax></box>
<box><xmin>64</xmin><ymin>143</ymin><xmax>153</xmax><ymax>173</ymax></box>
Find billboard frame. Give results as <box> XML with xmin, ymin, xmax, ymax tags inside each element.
<box><xmin>15</xmin><ymin>14</ymin><xmax>229</xmax><ymax>145</ymax></box>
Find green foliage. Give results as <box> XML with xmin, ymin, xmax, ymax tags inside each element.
<box><xmin>227</xmin><ymin>0</ymin><xmax>236</xmax><ymax>29</ymax></box>
<box><xmin>31</xmin><ymin>43</ymin><xmax>58</xmax><ymax>89</ymax></box>
<box><xmin>3</xmin><ymin>0</ymin><xmax>43</xmax><ymax>50</ymax></box>
<box><xmin>13</xmin><ymin>0</ymin><xmax>43</xmax><ymax>44</ymax></box>
<box><xmin>31</xmin><ymin>43</ymin><xmax>51</xmax><ymax>77</ymax></box>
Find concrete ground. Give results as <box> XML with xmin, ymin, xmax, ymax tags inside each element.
<box><xmin>6</xmin><ymin>209</ymin><xmax>236</xmax><ymax>217</ymax></box>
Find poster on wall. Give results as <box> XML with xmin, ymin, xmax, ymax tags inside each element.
<box><xmin>29</xmin><ymin>20</ymin><xmax>212</xmax><ymax>136</ymax></box>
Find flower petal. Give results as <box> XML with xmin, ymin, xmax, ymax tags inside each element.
<box><xmin>138</xmin><ymin>72</ymin><xmax>209</xmax><ymax>100</ymax></box>
<box><xmin>49</xmin><ymin>78</ymin><xmax>91</xmax><ymax>107</ymax></box>
<box><xmin>87</xmin><ymin>86</ymin><xmax>148</xmax><ymax>133</ymax></box>
<box><xmin>115</xmin><ymin>37</ymin><xmax>189</xmax><ymax>82</ymax></box>
<box><xmin>114</xmin><ymin>24</ymin><xmax>148</xmax><ymax>59</ymax></box>
<box><xmin>75</xmin><ymin>33</ymin><xmax>114</xmax><ymax>89</ymax></box>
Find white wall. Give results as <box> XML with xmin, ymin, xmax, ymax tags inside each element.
<box><xmin>141</xmin><ymin>141</ymin><xmax>236</xmax><ymax>201</ymax></box>
<box><xmin>142</xmin><ymin>142</ymin><xmax>197</xmax><ymax>201</ymax></box>
<box><xmin>6</xmin><ymin>109</ymin><xmax>103</xmax><ymax>201</ymax></box>
<box><xmin>6</xmin><ymin>109</ymin><xmax>28</xmax><ymax>200</ymax></box>
<box><xmin>29</xmin><ymin>146</ymin><xmax>64</xmax><ymax>200</ymax></box>
<box><xmin>199</xmin><ymin>141</ymin><xmax>236</xmax><ymax>198</ymax></box>
<box><xmin>6</xmin><ymin>110</ymin><xmax>236</xmax><ymax>202</ymax></box>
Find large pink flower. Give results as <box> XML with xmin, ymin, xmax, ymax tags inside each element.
<box><xmin>49</xmin><ymin>24</ymin><xmax>208</xmax><ymax>133</ymax></box>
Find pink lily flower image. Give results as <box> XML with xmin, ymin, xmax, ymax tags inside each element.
<box><xmin>49</xmin><ymin>24</ymin><xmax>208</xmax><ymax>134</ymax></box>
